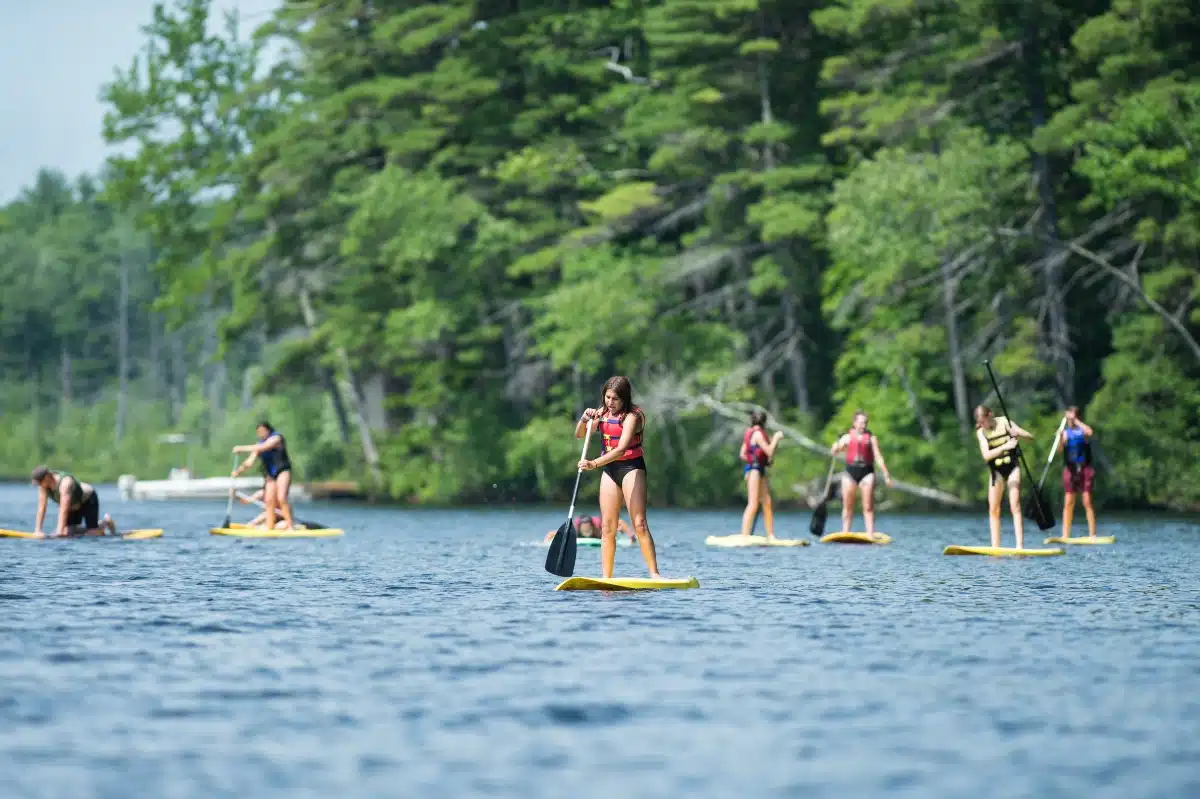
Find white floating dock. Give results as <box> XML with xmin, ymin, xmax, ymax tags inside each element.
<box><xmin>117</xmin><ymin>474</ymin><xmax>311</xmax><ymax>502</ymax></box>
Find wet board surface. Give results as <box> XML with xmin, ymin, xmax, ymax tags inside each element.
<box><xmin>210</xmin><ymin>527</ymin><xmax>344</xmax><ymax>538</ymax></box>
<box><xmin>943</xmin><ymin>545</ymin><xmax>1065</xmax><ymax>557</ymax></box>
<box><xmin>554</xmin><ymin>576</ymin><xmax>700</xmax><ymax>591</ymax></box>
<box><xmin>705</xmin><ymin>535</ymin><xmax>809</xmax><ymax>547</ymax></box>
<box><xmin>1044</xmin><ymin>536</ymin><xmax>1116</xmax><ymax>545</ymax></box>
<box><xmin>819</xmin><ymin>532</ymin><xmax>892</xmax><ymax>545</ymax></box>
<box><xmin>0</xmin><ymin>528</ymin><xmax>163</xmax><ymax>540</ymax></box>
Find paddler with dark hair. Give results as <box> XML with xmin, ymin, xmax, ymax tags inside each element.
<box><xmin>1058</xmin><ymin>406</ymin><xmax>1098</xmax><ymax>538</ymax></box>
<box><xmin>738</xmin><ymin>410</ymin><xmax>785</xmax><ymax>538</ymax></box>
<box><xmin>829</xmin><ymin>410</ymin><xmax>892</xmax><ymax>535</ymax></box>
<box><xmin>975</xmin><ymin>405</ymin><xmax>1035</xmax><ymax>548</ymax></box>
<box><xmin>232</xmin><ymin>421</ymin><xmax>294</xmax><ymax>531</ymax></box>
<box><xmin>544</xmin><ymin>514</ymin><xmax>635</xmax><ymax>542</ymax></box>
<box><xmin>577</xmin><ymin>376</ymin><xmax>662</xmax><ymax>579</ymax></box>
<box><xmin>30</xmin><ymin>465</ymin><xmax>117</xmax><ymax>537</ymax></box>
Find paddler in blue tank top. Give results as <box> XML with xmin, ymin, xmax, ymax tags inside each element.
<box><xmin>232</xmin><ymin>421</ymin><xmax>295</xmax><ymax>531</ymax></box>
<box><xmin>1058</xmin><ymin>406</ymin><xmax>1098</xmax><ymax>538</ymax></box>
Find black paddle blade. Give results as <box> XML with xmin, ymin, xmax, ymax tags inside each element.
<box><xmin>809</xmin><ymin>501</ymin><xmax>828</xmax><ymax>537</ymax></box>
<box><xmin>545</xmin><ymin>520</ymin><xmax>577</xmax><ymax>577</ymax></box>
<box><xmin>1025</xmin><ymin>490</ymin><xmax>1056</xmax><ymax>530</ymax></box>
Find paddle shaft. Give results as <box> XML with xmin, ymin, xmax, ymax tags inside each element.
<box><xmin>566</xmin><ymin>419</ymin><xmax>595</xmax><ymax>522</ymax></box>
<box><xmin>983</xmin><ymin>361</ymin><xmax>1051</xmax><ymax>520</ymax></box>
<box><xmin>222</xmin><ymin>453</ymin><xmax>237</xmax><ymax>528</ymax></box>
<box><xmin>1036</xmin><ymin>416</ymin><xmax>1067</xmax><ymax>492</ymax></box>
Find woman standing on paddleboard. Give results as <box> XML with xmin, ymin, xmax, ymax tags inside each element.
<box><xmin>232</xmin><ymin>422</ymin><xmax>295</xmax><ymax>531</ymax></box>
<box><xmin>738</xmin><ymin>410</ymin><xmax>784</xmax><ymax>538</ymax></box>
<box><xmin>975</xmin><ymin>405</ymin><xmax>1035</xmax><ymax>548</ymax></box>
<box><xmin>577</xmin><ymin>376</ymin><xmax>661</xmax><ymax>579</ymax></box>
<box><xmin>1059</xmin><ymin>406</ymin><xmax>1098</xmax><ymax>538</ymax></box>
<box><xmin>829</xmin><ymin>411</ymin><xmax>892</xmax><ymax>535</ymax></box>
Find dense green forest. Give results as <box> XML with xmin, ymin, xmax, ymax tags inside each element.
<box><xmin>1</xmin><ymin>0</ymin><xmax>1197</xmax><ymax>510</ymax></box>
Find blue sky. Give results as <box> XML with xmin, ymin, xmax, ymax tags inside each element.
<box><xmin>0</xmin><ymin>0</ymin><xmax>278</xmax><ymax>204</ymax></box>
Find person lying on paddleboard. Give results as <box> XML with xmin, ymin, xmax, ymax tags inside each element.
<box><xmin>738</xmin><ymin>410</ymin><xmax>784</xmax><ymax>538</ymax></box>
<box><xmin>975</xmin><ymin>405</ymin><xmax>1034</xmax><ymax>549</ymax></box>
<box><xmin>577</xmin><ymin>376</ymin><xmax>662</xmax><ymax>579</ymax></box>
<box><xmin>232</xmin><ymin>421</ymin><xmax>295</xmax><ymax>531</ymax></box>
<box><xmin>1059</xmin><ymin>406</ymin><xmax>1098</xmax><ymax>538</ymax></box>
<box><xmin>30</xmin><ymin>465</ymin><xmax>118</xmax><ymax>537</ymax></box>
<box><xmin>239</xmin><ymin>488</ymin><xmax>294</xmax><ymax>529</ymax></box>
<box><xmin>544</xmin><ymin>514</ymin><xmax>635</xmax><ymax>542</ymax></box>
<box><xmin>829</xmin><ymin>411</ymin><xmax>892</xmax><ymax>535</ymax></box>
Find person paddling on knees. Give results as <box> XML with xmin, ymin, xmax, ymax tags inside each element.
<box><xmin>975</xmin><ymin>405</ymin><xmax>1035</xmax><ymax>549</ymax></box>
<box><xmin>738</xmin><ymin>410</ymin><xmax>784</xmax><ymax>538</ymax></box>
<box><xmin>232</xmin><ymin>421</ymin><xmax>295</xmax><ymax>531</ymax></box>
<box><xmin>1059</xmin><ymin>406</ymin><xmax>1098</xmax><ymax>539</ymax></box>
<box><xmin>829</xmin><ymin>411</ymin><xmax>892</xmax><ymax>536</ymax></box>
<box><xmin>544</xmin><ymin>514</ymin><xmax>635</xmax><ymax>542</ymax></box>
<box><xmin>577</xmin><ymin>376</ymin><xmax>661</xmax><ymax>579</ymax></box>
<box><xmin>31</xmin><ymin>465</ymin><xmax>118</xmax><ymax>537</ymax></box>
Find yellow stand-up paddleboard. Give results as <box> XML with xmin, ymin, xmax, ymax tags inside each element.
<box><xmin>0</xmin><ymin>528</ymin><xmax>162</xmax><ymax>539</ymax></box>
<box><xmin>210</xmin><ymin>527</ymin><xmax>343</xmax><ymax>538</ymax></box>
<box><xmin>555</xmin><ymin>576</ymin><xmax>700</xmax><ymax>591</ymax></box>
<box><xmin>705</xmin><ymin>535</ymin><xmax>809</xmax><ymax>547</ymax></box>
<box><xmin>819</xmin><ymin>532</ymin><xmax>892</xmax><ymax>545</ymax></box>
<box><xmin>943</xmin><ymin>545</ymin><xmax>1064</xmax><ymax>557</ymax></box>
<box><xmin>1044</xmin><ymin>536</ymin><xmax>1115</xmax><ymax>545</ymax></box>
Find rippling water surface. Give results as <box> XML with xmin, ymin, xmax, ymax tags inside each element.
<box><xmin>0</xmin><ymin>484</ymin><xmax>1197</xmax><ymax>798</ymax></box>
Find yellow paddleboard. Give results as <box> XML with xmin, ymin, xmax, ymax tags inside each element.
<box><xmin>0</xmin><ymin>528</ymin><xmax>162</xmax><ymax>539</ymax></box>
<box><xmin>1044</xmin><ymin>536</ymin><xmax>1115</xmax><ymax>545</ymax></box>
<box><xmin>819</xmin><ymin>532</ymin><xmax>892</xmax><ymax>545</ymax></box>
<box><xmin>555</xmin><ymin>576</ymin><xmax>699</xmax><ymax>591</ymax></box>
<box><xmin>210</xmin><ymin>527</ymin><xmax>343</xmax><ymax>538</ymax></box>
<box><xmin>705</xmin><ymin>535</ymin><xmax>809</xmax><ymax>547</ymax></box>
<box><xmin>943</xmin><ymin>545</ymin><xmax>1064</xmax><ymax>557</ymax></box>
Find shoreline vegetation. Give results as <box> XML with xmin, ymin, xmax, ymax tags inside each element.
<box><xmin>1</xmin><ymin>0</ymin><xmax>1196</xmax><ymax>512</ymax></box>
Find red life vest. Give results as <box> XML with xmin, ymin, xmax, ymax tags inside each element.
<box><xmin>845</xmin><ymin>430</ymin><xmax>874</xmax><ymax>466</ymax></box>
<box><xmin>742</xmin><ymin>426</ymin><xmax>768</xmax><ymax>465</ymax></box>
<box><xmin>599</xmin><ymin>407</ymin><xmax>644</xmax><ymax>460</ymax></box>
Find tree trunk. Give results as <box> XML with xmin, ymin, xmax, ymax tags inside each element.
<box><xmin>59</xmin><ymin>342</ymin><xmax>72</xmax><ymax>420</ymax></box>
<box><xmin>757</xmin><ymin>11</ymin><xmax>776</xmax><ymax>170</ymax></box>
<box><xmin>204</xmin><ymin>313</ymin><xmax>226</xmax><ymax>428</ymax></box>
<box><xmin>116</xmin><ymin>252</ymin><xmax>130</xmax><ymax>445</ymax></box>
<box><xmin>1024</xmin><ymin>7</ymin><xmax>1073</xmax><ymax>404</ymax></box>
<box><xmin>940</xmin><ymin>258</ymin><xmax>969</xmax><ymax>432</ymax></box>
<box><xmin>172</xmin><ymin>331</ymin><xmax>186</xmax><ymax>425</ymax></box>
<box><xmin>298</xmin><ymin>286</ymin><xmax>381</xmax><ymax>484</ymax></box>
<box><xmin>148</xmin><ymin>312</ymin><xmax>161</xmax><ymax>399</ymax></box>
<box><xmin>780</xmin><ymin>286</ymin><xmax>810</xmax><ymax>413</ymax></box>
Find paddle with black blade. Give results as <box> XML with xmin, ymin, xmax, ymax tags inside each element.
<box><xmin>235</xmin><ymin>491</ymin><xmax>327</xmax><ymax>530</ymax></box>
<box><xmin>983</xmin><ymin>360</ymin><xmax>1056</xmax><ymax>530</ymax></box>
<box><xmin>545</xmin><ymin>418</ymin><xmax>595</xmax><ymax>577</ymax></box>
<box><xmin>221</xmin><ymin>453</ymin><xmax>237</xmax><ymax>530</ymax></box>
<box><xmin>809</xmin><ymin>457</ymin><xmax>839</xmax><ymax>537</ymax></box>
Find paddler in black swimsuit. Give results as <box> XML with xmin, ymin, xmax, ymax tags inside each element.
<box><xmin>232</xmin><ymin>421</ymin><xmax>295</xmax><ymax>531</ymax></box>
<box><xmin>829</xmin><ymin>411</ymin><xmax>892</xmax><ymax>535</ymax></box>
<box><xmin>577</xmin><ymin>376</ymin><xmax>661</xmax><ymax>579</ymax></box>
<box><xmin>974</xmin><ymin>405</ymin><xmax>1035</xmax><ymax>549</ymax></box>
<box><xmin>544</xmin><ymin>514</ymin><xmax>635</xmax><ymax>542</ymax></box>
<box><xmin>31</xmin><ymin>465</ymin><xmax>117</xmax><ymax>537</ymax></box>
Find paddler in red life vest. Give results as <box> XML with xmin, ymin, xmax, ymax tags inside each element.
<box><xmin>577</xmin><ymin>375</ymin><xmax>662</xmax><ymax>579</ymax></box>
<box><xmin>738</xmin><ymin>410</ymin><xmax>785</xmax><ymax>538</ymax></box>
<box><xmin>1058</xmin><ymin>406</ymin><xmax>1098</xmax><ymax>538</ymax></box>
<box><xmin>544</xmin><ymin>514</ymin><xmax>635</xmax><ymax>542</ymax></box>
<box><xmin>829</xmin><ymin>410</ymin><xmax>893</xmax><ymax>535</ymax></box>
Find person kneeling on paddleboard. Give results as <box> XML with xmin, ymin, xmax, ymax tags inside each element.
<box><xmin>31</xmin><ymin>466</ymin><xmax>118</xmax><ymax>537</ymax></box>
<box><xmin>975</xmin><ymin>405</ymin><xmax>1035</xmax><ymax>549</ymax></box>
<box><xmin>1059</xmin><ymin>406</ymin><xmax>1098</xmax><ymax>539</ymax></box>
<box><xmin>232</xmin><ymin>421</ymin><xmax>295</xmax><ymax>531</ymax></box>
<box><xmin>738</xmin><ymin>410</ymin><xmax>785</xmax><ymax>538</ymax></box>
<box><xmin>577</xmin><ymin>376</ymin><xmax>662</xmax><ymax>579</ymax></box>
<box><xmin>544</xmin><ymin>514</ymin><xmax>634</xmax><ymax>542</ymax></box>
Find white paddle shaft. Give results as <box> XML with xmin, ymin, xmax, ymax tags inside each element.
<box><xmin>566</xmin><ymin>419</ymin><xmax>595</xmax><ymax>522</ymax></box>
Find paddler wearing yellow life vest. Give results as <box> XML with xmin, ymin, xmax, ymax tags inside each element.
<box><xmin>232</xmin><ymin>421</ymin><xmax>294</xmax><ymax>531</ymax></box>
<box><xmin>974</xmin><ymin>405</ymin><xmax>1035</xmax><ymax>548</ymax></box>
<box><xmin>829</xmin><ymin>411</ymin><xmax>893</xmax><ymax>535</ymax></box>
<box><xmin>30</xmin><ymin>465</ymin><xmax>117</xmax><ymax>537</ymax></box>
<box><xmin>576</xmin><ymin>376</ymin><xmax>661</xmax><ymax>579</ymax></box>
<box><xmin>1059</xmin><ymin>406</ymin><xmax>1098</xmax><ymax>538</ymax></box>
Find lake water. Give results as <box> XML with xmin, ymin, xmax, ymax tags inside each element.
<box><xmin>0</xmin><ymin>483</ymin><xmax>1197</xmax><ymax>798</ymax></box>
